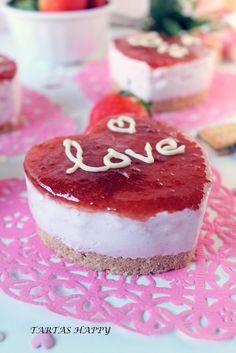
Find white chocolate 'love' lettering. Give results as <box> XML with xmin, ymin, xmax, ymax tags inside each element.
<box><xmin>156</xmin><ymin>138</ymin><xmax>185</xmax><ymax>156</ymax></box>
<box><xmin>63</xmin><ymin>117</ymin><xmax>185</xmax><ymax>174</ymax></box>
<box><xmin>104</xmin><ymin>149</ymin><xmax>131</xmax><ymax>169</ymax></box>
<box><xmin>107</xmin><ymin>115</ymin><xmax>136</xmax><ymax>134</ymax></box>
<box><xmin>63</xmin><ymin>139</ymin><xmax>109</xmax><ymax>174</ymax></box>
<box><xmin>125</xmin><ymin>142</ymin><xmax>154</xmax><ymax>164</ymax></box>
<box><xmin>63</xmin><ymin>139</ymin><xmax>83</xmax><ymax>174</ymax></box>
<box><xmin>63</xmin><ymin>138</ymin><xmax>185</xmax><ymax>174</ymax></box>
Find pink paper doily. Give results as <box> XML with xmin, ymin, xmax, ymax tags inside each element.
<box><xmin>0</xmin><ymin>169</ymin><xmax>236</xmax><ymax>340</ymax></box>
<box><xmin>0</xmin><ymin>87</ymin><xmax>76</xmax><ymax>157</ymax></box>
<box><xmin>76</xmin><ymin>60</ymin><xmax>236</xmax><ymax>130</ymax></box>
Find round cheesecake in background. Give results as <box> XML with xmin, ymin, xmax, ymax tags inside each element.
<box><xmin>24</xmin><ymin>115</ymin><xmax>211</xmax><ymax>275</ymax></box>
<box><xmin>0</xmin><ymin>54</ymin><xmax>21</xmax><ymax>133</ymax></box>
<box><xmin>109</xmin><ymin>32</ymin><xmax>217</xmax><ymax>112</ymax></box>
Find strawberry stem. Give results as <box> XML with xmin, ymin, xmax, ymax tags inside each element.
<box><xmin>119</xmin><ymin>90</ymin><xmax>153</xmax><ymax>117</ymax></box>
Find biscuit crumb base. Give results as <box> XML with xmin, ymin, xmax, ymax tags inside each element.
<box><xmin>38</xmin><ymin>227</ymin><xmax>195</xmax><ymax>275</ymax></box>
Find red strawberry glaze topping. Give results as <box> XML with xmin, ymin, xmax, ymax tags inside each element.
<box><xmin>24</xmin><ymin>117</ymin><xmax>211</xmax><ymax>220</ymax></box>
<box><xmin>0</xmin><ymin>55</ymin><xmax>17</xmax><ymax>80</ymax></box>
<box><xmin>114</xmin><ymin>34</ymin><xmax>213</xmax><ymax>68</ymax></box>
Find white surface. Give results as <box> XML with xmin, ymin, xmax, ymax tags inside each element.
<box><xmin>109</xmin><ymin>41</ymin><xmax>216</xmax><ymax>101</ymax></box>
<box><xmin>26</xmin><ymin>177</ymin><xmax>207</xmax><ymax>258</ymax></box>
<box><xmin>0</xmin><ymin>27</ymin><xmax>236</xmax><ymax>353</ymax></box>
<box><xmin>2</xmin><ymin>1</ymin><xmax>112</xmax><ymax>64</ymax></box>
<box><xmin>1</xmin><ymin>292</ymin><xmax>236</xmax><ymax>353</ymax></box>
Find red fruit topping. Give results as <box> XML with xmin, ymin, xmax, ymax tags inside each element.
<box><xmin>90</xmin><ymin>0</ymin><xmax>107</xmax><ymax>8</ymax></box>
<box><xmin>88</xmin><ymin>93</ymin><xmax>149</xmax><ymax>131</ymax></box>
<box><xmin>114</xmin><ymin>34</ymin><xmax>213</xmax><ymax>68</ymax></box>
<box><xmin>24</xmin><ymin>117</ymin><xmax>210</xmax><ymax>220</ymax></box>
<box><xmin>0</xmin><ymin>55</ymin><xmax>17</xmax><ymax>80</ymax></box>
<box><xmin>39</xmin><ymin>0</ymin><xmax>88</xmax><ymax>12</ymax></box>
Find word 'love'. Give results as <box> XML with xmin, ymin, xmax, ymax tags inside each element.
<box><xmin>63</xmin><ymin>137</ymin><xmax>185</xmax><ymax>174</ymax></box>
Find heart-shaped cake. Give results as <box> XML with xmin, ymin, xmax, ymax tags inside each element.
<box><xmin>24</xmin><ymin>115</ymin><xmax>211</xmax><ymax>275</ymax></box>
<box><xmin>109</xmin><ymin>32</ymin><xmax>216</xmax><ymax>111</ymax></box>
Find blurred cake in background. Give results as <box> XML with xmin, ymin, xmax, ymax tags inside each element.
<box><xmin>109</xmin><ymin>32</ymin><xmax>216</xmax><ymax>112</ymax></box>
<box><xmin>196</xmin><ymin>0</ymin><xmax>236</xmax><ymax>63</ymax></box>
<box><xmin>109</xmin><ymin>0</ymin><xmax>217</xmax><ymax>112</ymax></box>
<box><xmin>0</xmin><ymin>55</ymin><xmax>21</xmax><ymax>133</ymax></box>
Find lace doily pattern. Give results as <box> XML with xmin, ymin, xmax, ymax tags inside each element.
<box><xmin>76</xmin><ymin>60</ymin><xmax>111</xmax><ymax>103</ymax></box>
<box><xmin>0</xmin><ymin>87</ymin><xmax>76</xmax><ymax>157</ymax></box>
<box><xmin>75</xmin><ymin>60</ymin><xmax>236</xmax><ymax>130</ymax></box>
<box><xmin>0</xmin><ymin>169</ymin><xmax>236</xmax><ymax>340</ymax></box>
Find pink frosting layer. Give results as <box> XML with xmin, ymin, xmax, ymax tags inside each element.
<box><xmin>26</xmin><ymin>177</ymin><xmax>209</xmax><ymax>259</ymax></box>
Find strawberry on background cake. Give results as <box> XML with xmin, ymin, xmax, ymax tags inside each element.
<box><xmin>0</xmin><ymin>55</ymin><xmax>21</xmax><ymax>133</ymax></box>
<box><xmin>24</xmin><ymin>115</ymin><xmax>211</xmax><ymax>275</ymax></box>
<box><xmin>109</xmin><ymin>31</ymin><xmax>216</xmax><ymax>112</ymax></box>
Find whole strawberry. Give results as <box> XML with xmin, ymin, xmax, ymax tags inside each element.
<box><xmin>39</xmin><ymin>0</ymin><xmax>88</xmax><ymax>11</ymax></box>
<box><xmin>88</xmin><ymin>92</ymin><xmax>151</xmax><ymax>131</ymax></box>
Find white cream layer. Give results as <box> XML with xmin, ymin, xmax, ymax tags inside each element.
<box><xmin>0</xmin><ymin>75</ymin><xmax>21</xmax><ymax>126</ymax></box>
<box><xmin>26</xmin><ymin>177</ymin><xmax>208</xmax><ymax>259</ymax></box>
<box><xmin>109</xmin><ymin>42</ymin><xmax>216</xmax><ymax>102</ymax></box>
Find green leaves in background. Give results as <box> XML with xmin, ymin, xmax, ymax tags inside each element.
<box><xmin>146</xmin><ymin>0</ymin><xmax>207</xmax><ymax>36</ymax></box>
<box><xmin>9</xmin><ymin>0</ymin><xmax>38</xmax><ymax>11</ymax></box>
